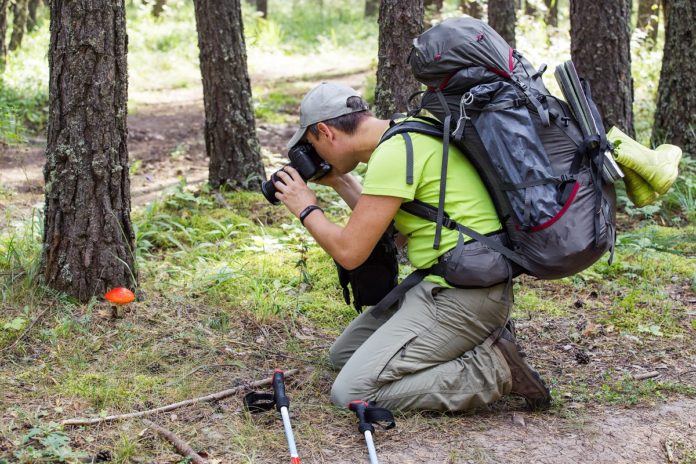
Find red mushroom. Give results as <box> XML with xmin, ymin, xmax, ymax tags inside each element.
<box><xmin>104</xmin><ymin>287</ymin><xmax>135</xmax><ymax>305</ymax></box>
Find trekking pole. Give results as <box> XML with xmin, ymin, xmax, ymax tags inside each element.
<box><xmin>272</xmin><ymin>369</ymin><xmax>301</xmax><ymax>464</ymax></box>
<box><xmin>348</xmin><ymin>400</ymin><xmax>379</xmax><ymax>464</ymax></box>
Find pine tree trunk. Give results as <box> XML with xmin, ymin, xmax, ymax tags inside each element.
<box><xmin>636</xmin><ymin>0</ymin><xmax>659</xmax><ymax>44</ymax></box>
<box><xmin>365</xmin><ymin>0</ymin><xmax>380</xmax><ymax>17</ymax></box>
<box><xmin>488</xmin><ymin>0</ymin><xmax>516</xmax><ymax>48</ymax></box>
<box><xmin>27</xmin><ymin>0</ymin><xmax>39</xmax><ymax>32</ymax></box>
<box><xmin>9</xmin><ymin>0</ymin><xmax>29</xmax><ymax>52</ymax></box>
<box><xmin>42</xmin><ymin>0</ymin><xmax>136</xmax><ymax>302</ymax></box>
<box><xmin>375</xmin><ymin>0</ymin><xmax>424</xmax><ymax>119</ymax></box>
<box><xmin>460</xmin><ymin>0</ymin><xmax>483</xmax><ymax>18</ymax></box>
<box><xmin>0</xmin><ymin>0</ymin><xmax>9</xmax><ymax>70</ymax></box>
<box><xmin>193</xmin><ymin>0</ymin><xmax>265</xmax><ymax>190</ymax></box>
<box><xmin>256</xmin><ymin>0</ymin><xmax>267</xmax><ymax>18</ymax></box>
<box><xmin>570</xmin><ymin>0</ymin><xmax>634</xmax><ymax>136</ymax></box>
<box><xmin>151</xmin><ymin>0</ymin><xmax>166</xmax><ymax>18</ymax></box>
<box><xmin>652</xmin><ymin>0</ymin><xmax>695</xmax><ymax>155</ymax></box>
<box><xmin>543</xmin><ymin>0</ymin><xmax>557</xmax><ymax>27</ymax></box>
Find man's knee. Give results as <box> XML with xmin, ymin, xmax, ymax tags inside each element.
<box><xmin>330</xmin><ymin>371</ymin><xmax>376</xmax><ymax>407</ymax></box>
<box><xmin>328</xmin><ymin>342</ymin><xmax>348</xmax><ymax>370</ymax></box>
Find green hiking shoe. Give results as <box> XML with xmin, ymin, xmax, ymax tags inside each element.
<box><xmin>622</xmin><ymin>165</ymin><xmax>660</xmax><ymax>208</ymax></box>
<box><xmin>608</xmin><ymin>126</ymin><xmax>682</xmax><ymax>195</ymax></box>
<box><xmin>492</xmin><ymin>327</ymin><xmax>551</xmax><ymax>411</ymax></box>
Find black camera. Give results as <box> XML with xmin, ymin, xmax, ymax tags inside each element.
<box><xmin>261</xmin><ymin>142</ymin><xmax>332</xmax><ymax>204</ymax></box>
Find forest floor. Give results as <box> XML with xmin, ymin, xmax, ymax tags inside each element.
<box><xmin>1</xmin><ymin>61</ymin><xmax>695</xmax><ymax>463</ymax></box>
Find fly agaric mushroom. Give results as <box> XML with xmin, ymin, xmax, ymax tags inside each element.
<box><xmin>104</xmin><ymin>287</ymin><xmax>135</xmax><ymax>317</ymax></box>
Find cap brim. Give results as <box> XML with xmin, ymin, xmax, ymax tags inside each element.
<box><xmin>286</xmin><ymin>126</ymin><xmax>308</xmax><ymax>149</ymax></box>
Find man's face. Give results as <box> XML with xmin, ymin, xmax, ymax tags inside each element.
<box><xmin>305</xmin><ymin>124</ymin><xmax>360</xmax><ymax>175</ymax></box>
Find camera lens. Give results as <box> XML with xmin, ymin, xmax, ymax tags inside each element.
<box><xmin>261</xmin><ymin>177</ymin><xmax>280</xmax><ymax>204</ymax></box>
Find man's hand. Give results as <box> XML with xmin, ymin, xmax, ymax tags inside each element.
<box><xmin>273</xmin><ymin>166</ymin><xmax>318</xmax><ymax>217</ymax></box>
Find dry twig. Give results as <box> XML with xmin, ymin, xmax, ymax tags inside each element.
<box><xmin>142</xmin><ymin>419</ymin><xmax>207</xmax><ymax>464</ymax></box>
<box><xmin>0</xmin><ymin>304</ymin><xmax>53</xmax><ymax>354</ymax></box>
<box><xmin>633</xmin><ymin>371</ymin><xmax>660</xmax><ymax>380</ymax></box>
<box><xmin>62</xmin><ymin>369</ymin><xmax>299</xmax><ymax>426</ymax></box>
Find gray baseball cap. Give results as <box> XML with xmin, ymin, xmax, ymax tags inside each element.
<box><xmin>286</xmin><ymin>82</ymin><xmax>364</xmax><ymax>148</ymax></box>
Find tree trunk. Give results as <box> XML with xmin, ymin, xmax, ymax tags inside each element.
<box><xmin>652</xmin><ymin>0</ymin><xmax>695</xmax><ymax>155</ymax></box>
<box><xmin>27</xmin><ymin>0</ymin><xmax>40</xmax><ymax>32</ymax></box>
<box><xmin>636</xmin><ymin>0</ymin><xmax>659</xmax><ymax>44</ymax></box>
<box><xmin>570</xmin><ymin>0</ymin><xmax>634</xmax><ymax>136</ymax></box>
<box><xmin>460</xmin><ymin>0</ymin><xmax>483</xmax><ymax>18</ymax></box>
<box><xmin>375</xmin><ymin>0</ymin><xmax>424</xmax><ymax>119</ymax></box>
<box><xmin>256</xmin><ymin>0</ymin><xmax>267</xmax><ymax>18</ymax></box>
<box><xmin>9</xmin><ymin>0</ymin><xmax>29</xmax><ymax>52</ymax></box>
<box><xmin>365</xmin><ymin>0</ymin><xmax>380</xmax><ymax>17</ymax></box>
<box><xmin>543</xmin><ymin>0</ymin><xmax>557</xmax><ymax>27</ymax></box>
<box><xmin>0</xmin><ymin>0</ymin><xmax>9</xmax><ymax>70</ymax></box>
<box><xmin>524</xmin><ymin>0</ymin><xmax>537</xmax><ymax>16</ymax></box>
<box><xmin>42</xmin><ymin>0</ymin><xmax>136</xmax><ymax>302</ymax></box>
<box><xmin>193</xmin><ymin>0</ymin><xmax>265</xmax><ymax>190</ymax></box>
<box><xmin>488</xmin><ymin>0</ymin><xmax>516</xmax><ymax>48</ymax></box>
<box><xmin>151</xmin><ymin>0</ymin><xmax>166</xmax><ymax>18</ymax></box>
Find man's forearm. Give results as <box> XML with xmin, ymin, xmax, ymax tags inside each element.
<box><xmin>331</xmin><ymin>174</ymin><xmax>362</xmax><ymax>210</ymax></box>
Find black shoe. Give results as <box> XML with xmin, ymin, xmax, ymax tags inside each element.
<box><xmin>492</xmin><ymin>327</ymin><xmax>551</xmax><ymax>411</ymax></box>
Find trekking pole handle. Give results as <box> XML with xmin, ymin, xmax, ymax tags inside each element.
<box><xmin>348</xmin><ymin>400</ymin><xmax>375</xmax><ymax>434</ymax></box>
<box><xmin>273</xmin><ymin>369</ymin><xmax>290</xmax><ymax>411</ymax></box>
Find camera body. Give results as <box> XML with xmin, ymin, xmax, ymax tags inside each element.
<box><xmin>262</xmin><ymin>142</ymin><xmax>332</xmax><ymax>204</ymax></box>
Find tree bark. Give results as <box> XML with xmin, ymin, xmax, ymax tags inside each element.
<box><xmin>256</xmin><ymin>0</ymin><xmax>267</xmax><ymax>18</ymax></box>
<box><xmin>365</xmin><ymin>0</ymin><xmax>380</xmax><ymax>17</ymax></box>
<box><xmin>9</xmin><ymin>0</ymin><xmax>29</xmax><ymax>52</ymax></box>
<box><xmin>0</xmin><ymin>0</ymin><xmax>9</xmax><ymax>70</ymax></box>
<box><xmin>543</xmin><ymin>0</ymin><xmax>557</xmax><ymax>27</ymax></box>
<box><xmin>652</xmin><ymin>0</ymin><xmax>695</xmax><ymax>155</ymax></box>
<box><xmin>570</xmin><ymin>0</ymin><xmax>634</xmax><ymax>137</ymax></box>
<box><xmin>460</xmin><ymin>0</ymin><xmax>483</xmax><ymax>18</ymax></box>
<box><xmin>636</xmin><ymin>0</ymin><xmax>660</xmax><ymax>44</ymax></box>
<box><xmin>375</xmin><ymin>0</ymin><xmax>424</xmax><ymax>119</ymax></box>
<box><xmin>27</xmin><ymin>0</ymin><xmax>40</xmax><ymax>32</ymax></box>
<box><xmin>524</xmin><ymin>0</ymin><xmax>537</xmax><ymax>16</ymax></box>
<box><xmin>488</xmin><ymin>0</ymin><xmax>516</xmax><ymax>48</ymax></box>
<box><xmin>193</xmin><ymin>0</ymin><xmax>265</xmax><ymax>190</ymax></box>
<box><xmin>42</xmin><ymin>0</ymin><xmax>136</xmax><ymax>302</ymax></box>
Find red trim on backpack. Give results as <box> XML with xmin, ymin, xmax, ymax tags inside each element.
<box><xmin>527</xmin><ymin>181</ymin><xmax>581</xmax><ymax>232</ymax></box>
<box><xmin>487</xmin><ymin>48</ymin><xmax>514</xmax><ymax>78</ymax></box>
<box><xmin>508</xmin><ymin>47</ymin><xmax>514</xmax><ymax>73</ymax></box>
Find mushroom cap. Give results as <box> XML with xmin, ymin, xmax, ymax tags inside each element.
<box><xmin>104</xmin><ymin>287</ymin><xmax>135</xmax><ymax>305</ymax></box>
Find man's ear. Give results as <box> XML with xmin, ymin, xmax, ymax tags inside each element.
<box><xmin>315</xmin><ymin>122</ymin><xmax>333</xmax><ymax>141</ymax></box>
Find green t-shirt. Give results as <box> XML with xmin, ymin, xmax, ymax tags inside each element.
<box><xmin>362</xmin><ymin>120</ymin><xmax>501</xmax><ymax>287</ymax></box>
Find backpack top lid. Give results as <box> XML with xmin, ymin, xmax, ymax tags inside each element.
<box><xmin>408</xmin><ymin>16</ymin><xmax>513</xmax><ymax>88</ymax></box>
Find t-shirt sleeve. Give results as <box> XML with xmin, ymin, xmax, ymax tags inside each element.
<box><xmin>362</xmin><ymin>136</ymin><xmax>419</xmax><ymax>200</ymax></box>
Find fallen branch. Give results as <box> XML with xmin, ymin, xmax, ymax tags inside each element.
<box><xmin>633</xmin><ymin>371</ymin><xmax>660</xmax><ymax>380</ymax></box>
<box><xmin>142</xmin><ymin>419</ymin><xmax>207</xmax><ymax>464</ymax></box>
<box><xmin>62</xmin><ymin>369</ymin><xmax>299</xmax><ymax>426</ymax></box>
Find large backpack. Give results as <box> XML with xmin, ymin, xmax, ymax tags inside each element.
<box><xmin>370</xmin><ymin>17</ymin><xmax>616</xmax><ymax>313</ymax></box>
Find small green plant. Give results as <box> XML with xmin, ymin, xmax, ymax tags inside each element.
<box><xmin>13</xmin><ymin>422</ymin><xmax>89</xmax><ymax>463</ymax></box>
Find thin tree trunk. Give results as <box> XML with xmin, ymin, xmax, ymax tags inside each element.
<box><xmin>424</xmin><ymin>0</ymin><xmax>443</xmax><ymax>12</ymax></box>
<box><xmin>375</xmin><ymin>0</ymin><xmax>424</xmax><ymax>119</ymax></box>
<box><xmin>256</xmin><ymin>0</ymin><xmax>267</xmax><ymax>18</ymax></box>
<box><xmin>636</xmin><ymin>0</ymin><xmax>660</xmax><ymax>44</ymax></box>
<box><xmin>652</xmin><ymin>0</ymin><xmax>695</xmax><ymax>155</ymax></box>
<box><xmin>488</xmin><ymin>0</ymin><xmax>516</xmax><ymax>48</ymax></box>
<box><xmin>524</xmin><ymin>0</ymin><xmax>537</xmax><ymax>16</ymax></box>
<box><xmin>27</xmin><ymin>0</ymin><xmax>40</xmax><ymax>32</ymax></box>
<box><xmin>570</xmin><ymin>0</ymin><xmax>634</xmax><ymax>137</ymax></box>
<box><xmin>193</xmin><ymin>0</ymin><xmax>265</xmax><ymax>190</ymax></box>
<box><xmin>462</xmin><ymin>0</ymin><xmax>483</xmax><ymax>18</ymax></box>
<box><xmin>151</xmin><ymin>0</ymin><xmax>166</xmax><ymax>18</ymax></box>
<box><xmin>365</xmin><ymin>0</ymin><xmax>380</xmax><ymax>17</ymax></box>
<box><xmin>0</xmin><ymin>0</ymin><xmax>9</xmax><ymax>70</ymax></box>
<box><xmin>543</xmin><ymin>0</ymin><xmax>557</xmax><ymax>27</ymax></box>
<box><xmin>9</xmin><ymin>0</ymin><xmax>29</xmax><ymax>52</ymax></box>
<box><xmin>42</xmin><ymin>0</ymin><xmax>135</xmax><ymax>302</ymax></box>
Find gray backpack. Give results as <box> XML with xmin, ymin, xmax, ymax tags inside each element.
<box><xmin>371</xmin><ymin>17</ymin><xmax>616</xmax><ymax>313</ymax></box>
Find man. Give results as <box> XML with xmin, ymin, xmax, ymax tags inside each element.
<box><xmin>273</xmin><ymin>82</ymin><xmax>551</xmax><ymax>412</ymax></box>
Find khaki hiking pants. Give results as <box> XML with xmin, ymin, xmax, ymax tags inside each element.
<box><xmin>329</xmin><ymin>281</ymin><xmax>513</xmax><ymax>411</ymax></box>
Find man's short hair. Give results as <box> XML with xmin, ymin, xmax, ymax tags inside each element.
<box><xmin>307</xmin><ymin>96</ymin><xmax>372</xmax><ymax>139</ymax></box>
